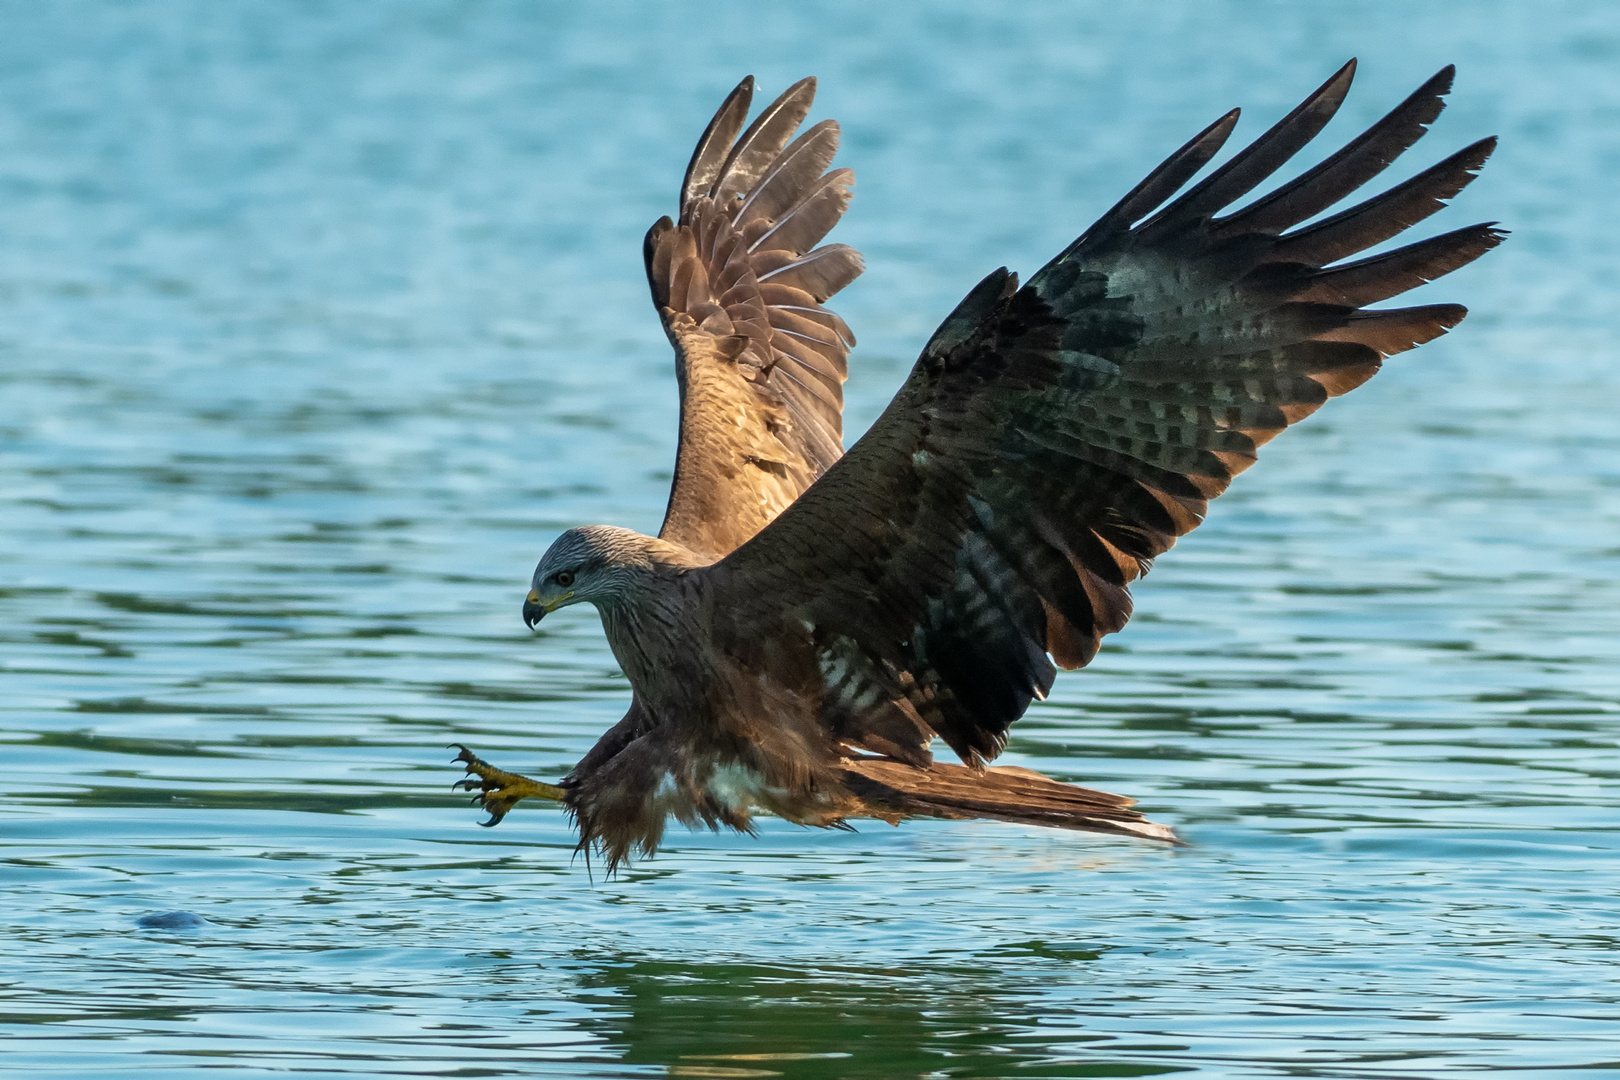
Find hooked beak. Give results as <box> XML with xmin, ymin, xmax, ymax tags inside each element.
<box><xmin>522</xmin><ymin>588</ymin><xmax>573</xmax><ymax>629</ymax></box>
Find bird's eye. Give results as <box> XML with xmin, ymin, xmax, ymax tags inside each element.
<box><xmin>555</xmin><ymin>571</ymin><xmax>575</xmax><ymax>588</ymax></box>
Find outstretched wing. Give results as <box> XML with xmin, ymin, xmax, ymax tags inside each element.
<box><xmin>706</xmin><ymin>61</ymin><xmax>1502</xmax><ymax>768</ymax></box>
<box><xmin>648</xmin><ymin>77</ymin><xmax>865</xmax><ymax>559</ymax></box>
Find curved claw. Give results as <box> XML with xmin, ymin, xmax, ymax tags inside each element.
<box><xmin>447</xmin><ymin>742</ymin><xmax>566</xmax><ymax>828</ymax></box>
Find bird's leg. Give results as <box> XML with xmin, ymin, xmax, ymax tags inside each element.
<box><xmin>450</xmin><ymin>744</ymin><xmax>565</xmax><ymax>827</ymax></box>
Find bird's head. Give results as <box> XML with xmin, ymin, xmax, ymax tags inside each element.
<box><xmin>523</xmin><ymin>525</ymin><xmax>690</xmax><ymax>628</ymax></box>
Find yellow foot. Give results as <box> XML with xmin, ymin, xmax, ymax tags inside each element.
<box><xmin>449</xmin><ymin>744</ymin><xmax>566</xmax><ymax>827</ymax></box>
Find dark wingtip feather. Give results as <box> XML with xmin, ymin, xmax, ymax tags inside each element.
<box><xmin>711</xmin><ymin>76</ymin><xmax>820</xmax><ymax>205</ymax></box>
<box><xmin>1215</xmin><ymin>62</ymin><xmax>1461</xmax><ymax>239</ymax></box>
<box><xmin>1272</xmin><ymin>135</ymin><xmax>1498</xmax><ymax>268</ymax></box>
<box><xmin>1294</xmin><ymin>221</ymin><xmax>1506</xmax><ymax>307</ymax></box>
<box><xmin>1140</xmin><ymin>59</ymin><xmax>1359</xmax><ymax>232</ymax></box>
<box><xmin>1177</xmin><ymin>60</ymin><xmax>1357</xmax><ymax>212</ymax></box>
<box><xmin>681</xmin><ymin>77</ymin><xmax>754</xmax><ymax>216</ymax></box>
<box><xmin>1075</xmin><ymin>108</ymin><xmax>1242</xmax><ymax>246</ymax></box>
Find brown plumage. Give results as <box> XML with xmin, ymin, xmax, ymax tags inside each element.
<box><xmin>455</xmin><ymin>62</ymin><xmax>1501</xmax><ymax>871</ymax></box>
<box><xmin>647</xmin><ymin>75</ymin><xmax>861</xmax><ymax>560</ymax></box>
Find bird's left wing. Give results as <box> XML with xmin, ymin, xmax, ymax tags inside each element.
<box><xmin>648</xmin><ymin>77</ymin><xmax>864</xmax><ymax>559</ymax></box>
<box><xmin>702</xmin><ymin>62</ymin><xmax>1501</xmax><ymax>768</ymax></box>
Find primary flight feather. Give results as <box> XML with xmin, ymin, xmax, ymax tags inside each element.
<box><xmin>454</xmin><ymin>61</ymin><xmax>1500</xmax><ymax>871</ymax></box>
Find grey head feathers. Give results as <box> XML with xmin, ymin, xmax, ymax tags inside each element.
<box><xmin>529</xmin><ymin>526</ymin><xmax>702</xmax><ymax>614</ymax></box>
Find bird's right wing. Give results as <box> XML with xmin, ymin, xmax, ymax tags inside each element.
<box><xmin>705</xmin><ymin>61</ymin><xmax>1501</xmax><ymax>768</ymax></box>
<box><xmin>648</xmin><ymin>77</ymin><xmax>864</xmax><ymax>560</ymax></box>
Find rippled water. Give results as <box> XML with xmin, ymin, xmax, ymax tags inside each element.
<box><xmin>4</xmin><ymin>2</ymin><xmax>1619</xmax><ymax>1076</ymax></box>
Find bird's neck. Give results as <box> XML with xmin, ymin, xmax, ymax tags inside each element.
<box><xmin>591</xmin><ymin>533</ymin><xmax>708</xmax><ymax>696</ymax></box>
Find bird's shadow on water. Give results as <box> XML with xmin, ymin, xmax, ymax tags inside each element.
<box><xmin>563</xmin><ymin>950</ymin><xmax>1191</xmax><ymax>1080</ymax></box>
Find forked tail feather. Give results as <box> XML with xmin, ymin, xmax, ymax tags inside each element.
<box><xmin>839</xmin><ymin>758</ymin><xmax>1183</xmax><ymax>844</ymax></box>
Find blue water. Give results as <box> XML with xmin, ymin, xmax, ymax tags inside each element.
<box><xmin>3</xmin><ymin>2</ymin><xmax>1618</xmax><ymax>1076</ymax></box>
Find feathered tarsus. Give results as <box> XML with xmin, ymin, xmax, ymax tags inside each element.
<box><xmin>455</xmin><ymin>61</ymin><xmax>1500</xmax><ymax>872</ymax></box>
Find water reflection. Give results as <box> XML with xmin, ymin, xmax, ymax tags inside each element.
<box><xmin>575</xmin><ymin>957</ymin><xmax>1189</xmax><ymax>1079</ymax></box>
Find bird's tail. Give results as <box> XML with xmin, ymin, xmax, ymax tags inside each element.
<box><xmin>839</xmin><ymin>758</ymin><xmax>1182</xmax><ymax>845</ymax></box>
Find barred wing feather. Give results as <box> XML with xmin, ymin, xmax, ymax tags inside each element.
<box><xmin>708</xmin><ymin>60</ymin><xmax>1501</xmax><ymax>768</ymax></box>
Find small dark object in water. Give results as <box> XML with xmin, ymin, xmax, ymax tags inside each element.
<box><xmin>136</xmin><ymin>910</ymin><xmax>209</xmax><ymax>930</ymax></box>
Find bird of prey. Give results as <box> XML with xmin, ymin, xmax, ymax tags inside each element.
<box><xmin>454</xmin><ymin>60</ymin><xmax>1500</xmax><ymax>871</ymax></box>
